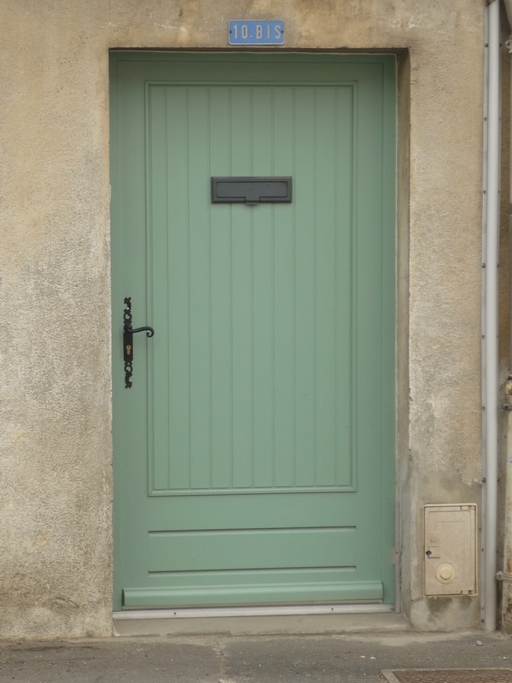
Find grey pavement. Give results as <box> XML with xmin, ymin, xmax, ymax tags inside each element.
<box><xmin>1</xmin><ymin>631</ymin><xmax>511</xmax><ymax>683</ymax></box>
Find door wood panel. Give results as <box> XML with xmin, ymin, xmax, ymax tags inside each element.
<box><xmin>111</xmin><ymin>53</ymin><xmax>396</xmax><ymax>611</ymax></box>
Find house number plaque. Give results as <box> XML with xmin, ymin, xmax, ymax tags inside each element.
<box><xmin>229</xmin><ymin>20</ymin><xmax>284</xmax><ymax>45</ymax></box>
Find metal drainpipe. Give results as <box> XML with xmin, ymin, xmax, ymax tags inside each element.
<box><xmin>483</xmin><ymin>0</ymin><xmax>500</xmax><ymax>632</ymax></box>
<box><xmin>499</xmin><ymin>0</ymin><xmax>512</xmax><ymax>633</ymax></box>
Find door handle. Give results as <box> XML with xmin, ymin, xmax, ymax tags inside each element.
<box><xmin>123</xmin><ymin>297</ymin><xmax>155</xmax><ymax>388</ymax></box>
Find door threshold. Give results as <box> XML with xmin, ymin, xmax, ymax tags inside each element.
<box><xmin>112</xmin><ymin>604</ymin><xmax>406</xmax><ymax>637</ymax></box>
<box><xmin>114</xmin><ymin>603</ymin><xmax>394</xmax><ymax>620</ymax></box>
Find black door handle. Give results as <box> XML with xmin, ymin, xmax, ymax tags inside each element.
<box><xmin>130</xmin><ymin>326</ymin><xmax>155</xmax><ymax>337</ymax></box>
<box><xmin>123</xmin><ymin>297</ymin><xmax>155</xmax><ymax>388</ymax></box>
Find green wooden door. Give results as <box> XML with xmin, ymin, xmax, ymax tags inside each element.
<box><xmin>111</xmin><ymin>53</ymin><xmax>396</xmax><ymax>611</ymax></box>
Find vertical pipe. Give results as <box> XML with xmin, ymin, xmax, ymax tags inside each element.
<box><xmin>484</xmin><ymin>0</ymin><xmax>500</xmax><ymax>633</ymax></box>
<box><xmin>499</xmin><ymin>0</ymin><xmax>512</xmax><ymax>634</ymax></box>
<box><xmin>499</xmin><ymin>408</ymin><xmax>512</xmax><ymax>632</ymax></box>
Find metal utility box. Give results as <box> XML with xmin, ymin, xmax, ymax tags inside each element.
<box><xmin>424</xmin><ymin>504</ymin><xmax>478</xmax><ymax>596</ymax></box>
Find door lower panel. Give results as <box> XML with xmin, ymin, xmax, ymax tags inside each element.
<box><xmin>123</xmin><ymin>581</ymin><xmax>384</xmax><ymax>608</ymax></box>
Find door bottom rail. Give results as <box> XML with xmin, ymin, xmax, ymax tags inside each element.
<box><xmin>114</xmin><ymin>603</ymin><xmax>395</xmax><ymax>620</ymax></box>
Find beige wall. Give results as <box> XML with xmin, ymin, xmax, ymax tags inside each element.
<box><xmin>0</xmin><ymin>0</ymin><xmax>491</xmax><ymax>638</ymax></box>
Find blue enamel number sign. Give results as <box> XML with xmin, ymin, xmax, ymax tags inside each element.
<box><xmin>229</xmin><ymin>21</ymin><xmax>284</xmax><ymax>45</ymax></box>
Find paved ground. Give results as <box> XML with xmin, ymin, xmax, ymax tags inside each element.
<box><xmin>0</xmin><ymin>631</ymin><xmax>511</xmax><ymax>683</ymax></box>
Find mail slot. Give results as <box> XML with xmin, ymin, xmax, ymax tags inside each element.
<box><xmin>211</xmin><ymin>176</ymin><xmax>292</xmax><ymax>204</ymax></box>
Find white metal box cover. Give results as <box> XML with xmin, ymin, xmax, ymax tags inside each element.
<box><xmin>424</xmin><ymin>504</ymin><xmax>478</xmax><ymax>596</ymax></box>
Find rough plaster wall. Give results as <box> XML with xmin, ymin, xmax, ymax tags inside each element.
<box><xmin>404</xmin><ymin>4</ymin><xmax>484</xmax><ymax>631</ymax></box>
<box><xmin>0</xmin><ymin>0</ymin><xmax>488</xmax><ymax>637</ymax></box>
<box><xmin>0</xmin><ymin>1</ymin><xmax>113</xmax><ymax>638</ymax></box>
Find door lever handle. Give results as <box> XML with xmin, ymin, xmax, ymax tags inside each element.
<box><xmin>130</xmin><ymin>326</ymin><xmax>155</xmax><ymax>337</ymax></box>
<box><xmin>123</xmin><ymin>297</ymin><xmax>155</xmax><ymax>388</ymax></box>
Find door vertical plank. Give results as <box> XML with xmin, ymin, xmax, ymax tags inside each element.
<box><xmin>315</xmin><ymin>88</ymin><xmax>337</xmax><ymax>486</ymax></box>
<box><xmin>352</xmin><ymin>69</ymin><xmax>386</xmax><ymax>578</ymax></box>
<box><xmin>294</xmin><ymin>88</ymin><xmax>316</xmax><ymax>487</ymax></box>
<box><xmin>167</xmin><ymin>87</ymin><xmax>192</xmax><ymax>489</ymax></box>
<box><xmin>335</xmin><ymin>87</ymin><xmax>355</xmax><ymax>487</ymax></box>
<box><xmin>188</xmin><ymin>86</ymin><xmax>212</xmax><ymax>489</ymax></box>
<box><xmin>252</xmin><ymin>87</ymin><xmax>275</xmax><ymax>487</ymax></box>
<box><xmin>273</xmin><ymin>87</ymin><xmax>295</xmax><ymax>487</ymax></box>
<box><xmin>231</xmin><ymin>87</ymin><xmax>254</xmax><ymax>488</ymax></box>
<box><xmin>148</xmin><ymin>85</ymin><xmax>170</xmax><ymax>491</ymax></box>
<box><xmin>113</xmin><ymin>61</ymin><xmax>151</xmax><ymax>607</ymax></box>
<box><xmin>209</xmin><ymin>87</ymin><xmax>233</xmax><ymax>489</ymax></box>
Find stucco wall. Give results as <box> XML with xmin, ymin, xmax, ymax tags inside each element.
<box><xmin>0</xmin><ymin>0</ymin><xmax>489</xmax><ymax>638</ymax></box>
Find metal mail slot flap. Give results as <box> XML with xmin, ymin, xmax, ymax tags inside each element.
<box><xmin>211</xmin><ymin>176</ymin><xmax>292</xmax><ymax>204</ymax></box>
